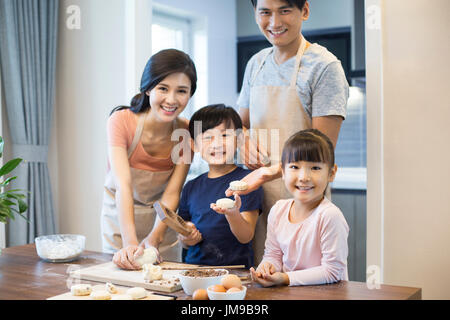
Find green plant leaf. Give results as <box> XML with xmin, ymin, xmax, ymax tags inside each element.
<box><xmin>0</xmin><ymin>158</ymin><xmax>22</xmax><ymax>177</ymax></box>
<box><xmin>18</xmin><ymin>198</ymin><xmax>28</xmax><ymax>213</ymax></box>
<box><xmin>1</xmin><ymin>176</ymin><xmax>17</xmax><ymax>187</ymax></box>
<box><xmin>0</xmin><ymin>136</ymin><xmax>3</xmax><ymax>158</ymax></box>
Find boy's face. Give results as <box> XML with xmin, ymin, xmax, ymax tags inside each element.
<box><xmin>194</xmin><ymin>121</ymin><xmax>239</xmax><ymax>165</ymax></box>
<box><xmin>254</xmin><ymin>0</ymin><xmax>309</xmax><ymax>49</ymax></box>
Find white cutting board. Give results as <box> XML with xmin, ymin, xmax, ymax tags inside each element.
<box><xmin>70</xmin><ymin>261</ymin><xmax>183</xmax><ymax>293</ymax></box>
<box><xmin>47</xmin><ymin>284</ymin><xmax>175</xmax><ymax>300</ymax></box>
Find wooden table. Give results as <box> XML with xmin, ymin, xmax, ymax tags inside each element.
<box><xmin>0</xmin><ymin>244</ymin><xmax>421</xmax><ymax>300</ymax></box>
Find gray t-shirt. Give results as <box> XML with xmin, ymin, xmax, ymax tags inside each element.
<box><xmin>237</xmin><ymin>43</ymin><xmax>349</xmax><ymax>120</ymax></box>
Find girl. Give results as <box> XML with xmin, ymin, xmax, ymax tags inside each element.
<box><xmin>250</xmin><ymin>129</ymin><xmax>349</xmax><ymax>286</ymax></box>
<box><xmin>101</xmin><ymin>49</ymin><xmax>196</xmax><ymax>270</ymax></box>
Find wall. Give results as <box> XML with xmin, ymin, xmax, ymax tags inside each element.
<box><xmin>54</xmin><ymin>0</ymin><xmax>136</xmax><ymax>251</ymax></box>
<box><xmin>366</xmin><ymin>0</ymin><xmax>450</xmax><ymax>299</ymax></box>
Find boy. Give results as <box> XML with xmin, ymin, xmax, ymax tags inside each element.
<box><xmin>178</xmin><ymin>104</ymin><xmax>263</xmax><ymax>268</ymax></box>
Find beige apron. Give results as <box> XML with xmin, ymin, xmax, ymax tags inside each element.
<box><xmin>249</xmin><ymin>36</ymin><xmax>312</xmax><ymax>265</ymax></box>
<box><xmin>101</xmin><ymin>112</ymin><xmax>181</xmax><ymax>262</ymax></box>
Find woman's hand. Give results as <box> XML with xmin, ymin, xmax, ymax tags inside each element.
<box><xmin>178</xmin><ymin>222</ymin><xmax>203</xmax><ymax>247</ymax></box>
<box><xmin>225</xmin><ymin>164</ymin><xmax>282</xmax><ymax>197</ymax></box>
<box><xmin>112</xmin><ymin>245</ymin><xmax>144</xmax><ymax>270</ymax></box>
<box><xmin>210</xmin><ymin>193</ymin><xmax>242</xmax><ymax>216</ymax></box>
<box><xmin>139</xmin><ymin>241</ymin><xmax>163</xmax><ymax>264</ymax></box>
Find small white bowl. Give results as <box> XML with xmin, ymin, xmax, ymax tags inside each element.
<box><xmin>207</xmin><ymin>285</ymin><xmax>247</xmax><ymax>300</ymax></box>
<box><xmin>178</xmin><ymin>269</ymin><xmax>228</xmax><ymax>296</ymax></box>
<box><xmin>35</xmin><ymin>234</ymin><xmax>85</xmax><ymax>263</ymax></box>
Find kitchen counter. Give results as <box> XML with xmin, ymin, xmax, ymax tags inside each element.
<box><xmin>0</xmin><ymin>244</ymin><xmax>421</xmax><ymax>300</ymax></box>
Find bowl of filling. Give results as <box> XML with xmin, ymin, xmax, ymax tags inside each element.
<box><xmin>178</xmin><ymin>269</ymin><xmax>228</xmax><ymax>296</ymax></box>
<box><xmin>35</xmin><ymin>234</ymin><xmax>85</xmax><ymax>263</ymax></box>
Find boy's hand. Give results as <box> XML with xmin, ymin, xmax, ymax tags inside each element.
<box><xmin>178</xmin><ymin>222</ymin><xmax>202</xmax><ymax>246</ymax></box>
<box><xmin>210</xmin><ymin>193</ymin><xmax>242</xmax><ymax>216</ymax></box>
<box><xmin>225</xmin><ymin>164</ymin><xmax>281</xmax><ymax>197</ymax></box>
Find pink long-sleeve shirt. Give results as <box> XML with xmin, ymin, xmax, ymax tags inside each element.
<box><xmin>262</xmin><ymin>197</ymin><xmax>349</xmax><ymax>286</ymax></box>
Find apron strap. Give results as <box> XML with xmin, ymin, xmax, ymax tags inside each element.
<box><xmin>128</xmin><ymin>110</ymin><xmax>148</xmax><ymax>159</ymax></box>
<box><xmin>290</xmin><ymin>35</ymin><xmax>309</xmax><ymax>87</ymax></box>
<box><xmin>250</xmin><ymin>48</ymin><xmax>273</xmax><ymax>86</ymax></box>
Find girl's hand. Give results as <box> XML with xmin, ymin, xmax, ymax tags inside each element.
<box><xmin>250</xmin><ymin>266</ymin><xmax>289</xmax><ymax>287</ymax></box>
<box><xmin>225</xmin><ymin>164</ymin><xmax>281</xmax><ymax>197</ymax></box>
<box><xmin>112</xmin><ymin>245</ymin><xmax>143</xmax><ymax>270</ymax></box>
<box><xmin>210</xmin><ymin>194</ymin><xmax>242</xmax><ymax>216</ymax></box>
<box><xmin>178</xmin><ymin>222</ymin><xmax>203</xmax><ymax>246</ymax></box>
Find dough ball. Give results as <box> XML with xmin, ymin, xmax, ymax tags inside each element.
<box><xmin>215</xmin><ymin>198</ymin><xmax>235</xmax><ymax>209</ymax></box>
<box><xmin>90</xmin><ymin>290</ymin><xmax>111</xmax><ymax>300</ymax></box>
<box><xmin>135</xmin><ymin>247</ymin><xmax>158</xmax><ymax>267</ymax></box>
<box><xmin>111</xmin><ymin>294</ymin><xmax>133</xmax><ymax>300</ymax></box>
<box><xmin>143</xmin><ymin>264</ymin><xmax>163</xmax><ymax>281</ymax></box>
<box><xmin>71</xmin><ymin>284</ymin><xmax>92</xmax><ymax>296</ymax></box>
<box><xmin>229</xmin><ymin>181</ymin><xmax>248</xmax><ymax>191</ymax></box>
<box><xmin>126</xmin><ymin>287</ymin><xmax>147</xmax><ymax>300</ymax></box>
<box><xmin>106</xmin><ymin>282</ymin><xmax>118</xmax><ymax>294</ymax></box>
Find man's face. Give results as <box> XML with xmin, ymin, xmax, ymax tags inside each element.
<box><xmin>254</xmin><ymin>0</ymin><xmax>309</xmax><ymax>49</ymax></box>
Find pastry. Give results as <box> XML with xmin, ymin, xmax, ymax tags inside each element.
<box><xmin>229</xmin><ymin>180</ymin><xmax>248</xmax><ymax>191</ymax></box>
<box><xmin>90</xmin><ymin>290</ymin><xmax>111</xmax><ymax>300</ymax></box>
<box><xmin>70</xmin><ymin>284</ymin><xmax>92</xmax><ymax>296</ymax></box>
<box><xmin>135</xmin><ymin>247</ymin><xmax>158</xmax><ymax>267</ymax></box>
<box><xmin>215</xmin><ymin>198</ymin><xmax>235</xmax><ymax>209</ymax></box>
<box><xmin>126</xmin><ymin>287</ymin><xmax>147</xmax><ymax>300</ymax></box>
<box><xmin>143</xmin><ymin>264</ymin><xmax>163</xmax><ymax>281</ymax></box>
<box><xmin>106</xmin><ymin>282</ymin><xmax>118</xmax><ymax>294</ymax></box>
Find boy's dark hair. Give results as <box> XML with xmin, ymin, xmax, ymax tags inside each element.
<box><xmin>188</xmin><ymin>104</ymin><xmax>243</xmax><ymax>140</ymax></box>
<box><xmin>281</xmin><ymin>129</ymin><xmax>335</xmax><ymax>172</ymax></box>
<box><xmin>250</xmin><ymin>0</ymin><xmax>307</xmax><ymax>10</ymax></box>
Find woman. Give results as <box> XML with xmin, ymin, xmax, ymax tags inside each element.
<box><xmin>101</xmin><ymin>49</ymin><xmax>197</xmax><ymax>270</ymax></box>
<box><xmin>231</xmin><ymin>0</ymin><xmax>349</xmax><ymax>264</ymax></box>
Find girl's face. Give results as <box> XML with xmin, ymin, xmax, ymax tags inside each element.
<box><xmin>282</xmin><ymin>160</ymin><xmax>337</xmax><ymax>205</ymax></box>
<box><xmin>146</xmin><ymin>72</ymin><xmax>191</xmax><ymax>122</ymax></box>
<box><xmin>254</xmin><ymin>0</ymin><xmax>309</xmax><ymax>50</ymax></box>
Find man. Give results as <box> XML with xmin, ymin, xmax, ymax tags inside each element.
<box><xmin>231</xmin><ymin>0</ymin><xmax>349</xmax><ymax>265</ymax></box>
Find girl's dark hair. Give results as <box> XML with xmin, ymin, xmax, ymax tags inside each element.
<box><xmin>110</xmin><ymin>49</ymin><xmax>197</xmax><ymax>115</ymax></box>
<box><xmin>281</xmin><ymin>129</ymin><xmax>335</xmax><ymax>172</ymax></box>
<box><xmin>250</xmin><ymin>0</ymin><xmax>307</xmax><ymax>10</ymax></box>
<box><xmin>188</xmin><ymin>104</ymin><xmax>243</xmax><ymax>140</ymax></box>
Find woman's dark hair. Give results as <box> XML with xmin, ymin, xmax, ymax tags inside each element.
<box><xmin>250</xmin><ymin>0</ymin><xmax>307</xmax><ymax>10</ymax></box>
<box><xmin>110</xmin><ymin>49</ymin><xmax>197</xmax><ymax>115</ymax></box>
<box><xmin>281</xmin><ymin>129</ymin><xmax>335</xmax><ymax>172</ymax></box>
<box><xmin>188</xmin><ymin>104</ymin><xmax>243</xmax><ymax>140</ymax></box>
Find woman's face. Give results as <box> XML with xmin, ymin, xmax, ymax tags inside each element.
<box><xmin>254</xmin><ymin>0</ymin><xmax>309</xmax><ymax>50</ymax></box>
<box><xmin>146</xmin><ymin>72</ymin><xmax>191</xmax><ymax>122</ymax></box>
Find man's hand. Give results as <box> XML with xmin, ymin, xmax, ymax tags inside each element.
<box><xmin>225</xmin><ymin>164</ymin><xmax>282</xmax><ymax>197</ymax></box>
